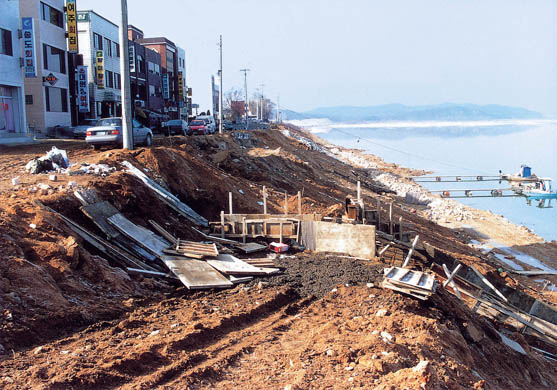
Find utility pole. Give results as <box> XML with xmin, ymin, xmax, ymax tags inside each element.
<box><xmin>120</xmin><ymin>0</ymin><xmax>133</xmax><ymax>149</ymax></box>
<box><xmin>218</xmin><ymin>35</ymin><xmax>223</xmax><ymax>134</ymax></box>
<box><xmin>259</xmin><ymin>83</ymin><xmax>265</xmax><ymax>121</ymax></box>
<box><xmin>240</xmin><ymin>69</ymin><xmax>250</xmax><ymax>130</ymax></box>
<box><xmin>276</xmin><ymin>95</ymin><xmax>280</xmax><ymax>123</ymax></box>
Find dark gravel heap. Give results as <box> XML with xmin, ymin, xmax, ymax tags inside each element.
<box><xmin>262</xmin><ymin>252</ymin><xmax>384</xmax><ymax>298</ymax></box>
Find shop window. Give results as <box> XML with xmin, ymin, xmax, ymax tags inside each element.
<box><xmin>0</xmin><ymin>29</ymin><xmax>13</xmax><ymax>56</ymax></box>
<box><xmin>43</xmin><ymin>44</ymin><xmax>66</xmax><ymax>74</ymax></box>
<box><xmin>41</xmin><ymin>2</ymin><xmax>64</xmax><ymax>28</ymax></box>
<box><xmin>45</xmin><ymin>87</ymin><xmax>68</xmax><ymax>112</ymax></box>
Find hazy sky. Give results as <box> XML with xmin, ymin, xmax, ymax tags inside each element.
<box><xmin>77</xmin><ymin>0</ymin><xmax>557</xmax><ymax>115</ymax></box>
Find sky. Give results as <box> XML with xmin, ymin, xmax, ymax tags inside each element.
<box><xmin>77</xmin><ymin>0</ymin><xmax>557</xmax><ymax>115</ymax></box>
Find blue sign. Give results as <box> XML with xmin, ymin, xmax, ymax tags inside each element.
<box><xmin>162</xmin><ymin>73</ymin><xmax>170</xmax><ymax>100</ymax></box>
<box><xmin>22</xmin><ymin>17</ymin><xmax>37</xmax><ymax>78</ymax></box>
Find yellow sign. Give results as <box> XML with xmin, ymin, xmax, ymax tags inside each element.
<box><xmin>178</xmin><ymin>71</ymin><xmax>184</xmax><ymax>100</ymax></box>
<box><xmin>66</xmin><ymin>0</ymin><xmax>78</xmax><ymax>53</ymax></box>
<box><xmin>96</xmin><ymin>50</ymin><xmax>104</xmax><ymax>89</ymax></box>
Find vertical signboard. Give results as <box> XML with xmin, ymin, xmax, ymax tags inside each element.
<box><xmin>162</xmin><ymin>73</ymin><xmax>170</xmax><ymax>99</ymax></box>
<box><xmin>128</xmin><ymin>45</ymin><xmax>135</xmax><ymax>73</ymax></box>
<box><xmin>178</xmin><ymin>72</ymin><xmax>184</xmax><ymax>101</ymax></box>
<box><xmin>76</xmin><ymin>66</ymin><xmax>90</xmax><ymax>112</ymax></box>
<box><xmin>21</xmin><ymin>18</ymin><xmax>37</xmax><ymax>78</ymax></box>
<box><xmin>95</xmin><ymin>50</ymin><xmax>104</xmax><ymax>89</ymax></box>
<box><xmin>66</xmin><ymin>0</ymin><xmax>78</xmax><ymax>53</ymax></box>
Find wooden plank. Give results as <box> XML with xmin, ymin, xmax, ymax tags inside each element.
<box><xmin>237</xmin><ymin>242</ymin><xmax>267</xmax><ymax>253</ymax></box>
<box><xmin>108</xmin><ymin>213</ymin><xmax>171</xmax><ymax>257</ymax></box>
<box><xmin>160</xmin><ymin>255</ymin><xmax>233</xmax><ymax>289</ymax></box>
<box><xmin>509</xmin><ymin>270</ymin><xmax>557</xmax><ymax>276</ymax></box>
<box><xmin>175</xmin><ymin>239</ymin><xmax>219</xmax><ymax>257</ymax></box>
<box><xmin>80</xmin><ymin>201</ymin><xmax>121</xmax><ymax>239</ymax></box>
<box><xmin>470</xmin><ymin>265</ymin><xmax>508</xmax><ymax>303</ymax></box>
<box><xmin>126</xmin><ymin>267</ymin><xmax>177</xmax><ymax>279</ymax></box>
<box><xmin>228</xmin><ymin>275</ymin><xmax>254</xmax><ymax>284</ymax></box>
<box><xmin>207</xmin><ymin>254</ymin><xmax>276</xmax><ymax>275</ymax></box>
<box><xmin>443</xmin><ymin>264</ymin><xmax>462</xmax><ymax>300</ymax></box>
<box><xmin>148</xmin><ymin>220</ymin><xmax>178</xmax><ymax>245</ymax></box>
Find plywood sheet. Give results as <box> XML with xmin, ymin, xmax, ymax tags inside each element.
<box><xmin>160</xmin><ymin>255</ymin><xmax>233</xmax><ymax>289</ymax></box>
<box><xmin>81</xmin><ymin>201</ymin><xmax>121</xmax><ymax>239</ymax></box>
<box><xmin>108</xmin><ymin>213</ymin><xmax>170</xmax><ymax>256</ymax></box>
<box><xmin>207</xmin><ymin>254</ymin><xmax>277</xmax><ymax>275</ymax></box>
<box><xmin>237</xmin><ymin>242</ymin><xmax>267</xmax><ymax>253</ymax></box>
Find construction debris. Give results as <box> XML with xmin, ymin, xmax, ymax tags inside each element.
<box><xmin>381</xmin><ymin>267</ymin><xmax>437</xmax><ymax>301</ymax></box>
<box><xmin>25</xmin><ymin>146</ymin><xmax>69</xmax><ymax>174</ymax></box>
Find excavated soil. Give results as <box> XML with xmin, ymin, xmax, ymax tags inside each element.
<box><xmin>0</xmin><ymin>130</ymin><xmax>556</xmax><ymax>389</ymax></box>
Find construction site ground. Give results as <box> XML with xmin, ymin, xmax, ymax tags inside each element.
<box><xmin>0</xmin><ymin>128</ymin><xmax>556</xmax><ymax>389</ymax></box>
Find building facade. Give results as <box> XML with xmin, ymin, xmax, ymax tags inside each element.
<box><xmin>177</xmin><ymin>47</ymin><xmax>187</xmax><ymax>120</ymax></box>
<box><xmin>76</xmin><ymin>10</ymin><xmax>121</xmax><ymax>119</ymax></box>
<box><xmin>20</xmin><ymin>0</ymin><xmax>70</xmax><ymax>133</ymax></box>
<box><xmin>136</xmin><ymin>36</ymin><xmax>179</xmax><ymax>119</ymax></box>
<box><xmin>0</xmin><ymin>0</ymin><xmax>27</xmax><ymax>138</ymax></box>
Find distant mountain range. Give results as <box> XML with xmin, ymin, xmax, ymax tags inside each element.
<box><xmin>283</xmin><ymin>103</ymin><xmax>542</xmax><ymax>122</ymax></box>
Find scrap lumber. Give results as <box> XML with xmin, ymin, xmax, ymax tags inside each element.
<box><xmin>509</xmin><ymin>270</ymin><xmax>557</xmax><ymax>276</ymax></box>
<box><xmin>107</xmin><ymin>213</ymin><xmax>171</xmax><ymax>257</ymax></box>
<box><xmin>160</xmin><ymin>255</ymin><xmax>233</xmax><ymax>289</ymax></box>
<box><xmin>207</xmin><ymin>254</ymin><xmax>280</xmax><ymax>275</ymax></box>
<box><xmin>228</xmin><ymin>275</ymin><xmax>254</xmax><ymax>284</ymax></box>
<box><xmin>35</xmin><ymin>201</ymin><xmax>157</xmax><ymax>272</ymax></box>
<box><xmin>192</xmin><ymin>227</ymin><xmax>241</xmax><ymax>245</ymax></box>
<box><xmin>122</xmin><ymin>161</ymin><xmax>208</xmax><ymax>227</ymax></box>
<box><xmin>381</xmin><ymin>267</ymin><xmax>436</xmax><ymax>300</ymax></box>
<box><xmin>402</xmin><ymin>235</ymin><xmax>419</xmax><ymax>268</ymax></box>
<box><xmin>242</xmin><ymin>258</ymin><xmax>277</xmax><ymax>267</ymax></box>
<box><xmin>126</xmin><ymin>267</ymin><xmax>177</xmax><ymax>279</ymax></box>
<box><xmin>442</xmin><ymin>264</ymin><xmax>462</xmax><ymax>300</ymax></box>
<box><xmin>470</xmin><ymin>265</ymin><xmax>508</xmax><ymax>303</ymax></box>
<box><xmin>175</xmin><ymin>239</ymin><xmax>219</xmax><ymax>258</ymax></box>
<box><xmin>148</xmin><ymin>219</ymin><xmax>178</xmax><ymax>245</ymax></box>
<box><xmin>80</xmin><ymin>201</ymin><xmax>121</xmax><ymax>239</ymax></box>
<box><xmin>237</xmin><ymin>242</ymin><xmax>267</xmax><ymax>254</ymax></box>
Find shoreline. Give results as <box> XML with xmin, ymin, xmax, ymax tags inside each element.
<box><xmin>283</xmin><ymin>123</ymin><xmax>557</xmax><ymax>275</ymax></box>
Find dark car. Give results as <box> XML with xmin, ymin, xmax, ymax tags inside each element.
<box><xmin>164</xmin><ymin>119</ymin><xmax>188</xmax><ymax>136</ymax></box>
<box><xmin>187</xmin><ymin>120</ymin><xmax>207</xmax><ymax>135</ymax></box>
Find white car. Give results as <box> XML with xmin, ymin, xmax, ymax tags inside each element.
<box><xmin>196</xmin><ymin>115</ymin><xmax>216</xmax><ymax>134</ymax></box>
<box><xmin>85</xmin><ymin>118</ymin><xmax>153</xmax><ymax>150</ymax></box>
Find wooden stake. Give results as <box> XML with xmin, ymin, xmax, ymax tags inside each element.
<box><xmin>284</xmin><ymin>191</ymin><xmax>288</xmax><ymax>215</ymax></box>
<box><xmin>378</xmin><ymin>244</ymin><xmax>390</xmax><ymax>257</ymax></box>
<box><xmin>443</xmin><ymin>263</ymin><xmax>462</xmax><ymax>300</ymax></box>
<box><xmin>402</xmin><ymin>235</ymin><xmax>419</xmax><ymax>268</ymax></box>
<box><xmin>470</xmin><ymin>265</ymin><xmax>508</xmax><ymax>302</ymax></box>
<box><xmin>263</xmin><ymin>186</ymin><xmax>267</xmax><ymax>215</ymax></box>
<box><xmin>389</xmin><ymin>202</ymin><xmax>393</xmax><ymax>235</ymax></box>
<box><xmin>398</xmin><ymin>216</ymin><xmax>403</xmax><ymax>241</ymax></box>
<box><xmin>279</xmin><ymin>222</ymin><xmax>283</xmax><ymax>243</ymax></box>
<box><xmin>297</xmin><ymin>191</ymin><xmax>302</xmax><ymax>215</ymax></box>
<box><xmin>228</xmin><ymin>192</ymin><xmax>233</xmax><ymax>215</ymax></box>
<box><xmin>357</xmin><ymin>181</ymin><xmax>361</xmax><ymax>202</ymax></box>
<box><xmin>376</xmin><ymin>198</ymin><xmax>381</xmax><ymax>229</ymax></box>
<box><xmin>220</xmin><ymin>211</ymin><xmax>225</xmax><ymax>238</ymax></box>
<box><xmin>242</xmin><ymin>217</ymin><xmax>247</xmax><ymax>244</ymax></box>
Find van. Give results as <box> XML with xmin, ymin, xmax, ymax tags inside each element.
<box><xmin>196</xmin><ymin>115</ymin><xmax>216</xmax><ymax>134</ymax></box>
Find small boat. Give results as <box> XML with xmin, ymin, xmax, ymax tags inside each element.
<box><xmin>501</xmin><ymin>165</ymin><xmax>540</xmax><ymax>183</ymax></box>
<box><xmin>521</xmin><ymin>178</ymin><xmax>557</xmax><ymax>200</ymax></box>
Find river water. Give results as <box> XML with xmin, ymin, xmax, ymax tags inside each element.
<box><xmin>293</xmin><ymin>119</ymin><xmax>557</xmax><ymax>241</ymax></box>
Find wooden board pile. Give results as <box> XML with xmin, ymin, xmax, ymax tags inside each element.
<box><xmin>381</xmin><ymin>267</ymin><xmax>437</xmax><ymax>301</ymax></box>
<box><xmin>38</xmin><ymin>187</ymin><xmax>280</xmax><ymax>290</ymax></box>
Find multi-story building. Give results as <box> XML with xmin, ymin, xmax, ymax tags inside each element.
<box><xmin>136</xmin><ymin>36</ymin><xmax>179</xmax><ymax>119</ymax></box>
<box><xmin>128</xmin><ymin>25</ymin><xmax>163</xmax><ymax>117</ymax></box>
<box><xmin>76</xmin><ymin>10</ymin><xmax>121</xmax><ymax>119</ymax></box>
<box><xmin>20</xmin><ymin>0</ymin><xmax>70</xmax><ymax>133</ymax></box>
<box><xmin>177</xmin><ymin>47</ymin><xmax>187</xmax><ymax>120</ymax></box>
<box><xmin>0</xmin><ymin>0</ymin><xmax>27</xmax><ymax>139</ymax></box>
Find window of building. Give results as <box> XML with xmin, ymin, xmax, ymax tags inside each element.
<box><xmin>155</xmin><ymin>63</ymin><xmax>160</xmax><ymax>75</ymax></box>
<box><xmin>93</xmin><ymin>33</ymin><xmax>103</xmax><ymax>50</ymax></box>
<box><xmin>41</xmin><ymin>2</ymin><xmax>64</xmax><ymax>28</ymax></box>
<box><xmin>104</xmin><ymin>38</ymin><xmax>112</xmax><ymax>56</ymax></box>
<box><xmin>112</xmin><ymin>42</ymin><xmax>119</xmax><ymax>58</ymax></box>
<box><xmin>137</xmin><ymin>54</ymin><xmax>145</xmax><ymax>74</ymax></box>
<box><xmin>106</xmin><ymin>70</ymin><xmax>114</xmax><ymax>88</ymax></box>
<box><xmin>148</xmin><ymin>61</ymin><xmax>154</xmax><ymax>74</ymax></box>
<box><xmin>45</xmin><ymin>87</ymin><xmax>68</xmax><ymax>112</ymax></box>
<box><xmin>43</xmin><ymin>44</ymin><xmax>66</xmax><ymax>74</ymax></box>
<box><xmin>114</xmin><ymin>73</ymin><xmax>121</xmax><ymax>89</ymax></box>
<box><xmin>0</xmin><ymin>29</ymin><xmax>12</xmax><ymax>56</ymax></box>
<box><xmin>149</xmin><ymin>85</ymin><xmax>155</xmax><ymax>96</ymax></box>
<box><xmin>25</xmin><ymin>95</ymin><xmax>33</xmax><ymax>105</ymax></box>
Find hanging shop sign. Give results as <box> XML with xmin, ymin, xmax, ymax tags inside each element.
<box><xmin>95</xmin><ymin>50</ymin><xmax>104</xmax><ymax>89</ymax></box>
<box><xmin>76</xmin><ymin>65</ymin><xmax>90</xmax><ymax>112</ymax></box>
<box><xmin>178</xmin><ymin>71</ymin><xmax>184</xmax><ymax>100</ymax></box>
<box><xmin>162</xmin><ymin>73</ymin><xmax>170</xmax><ymax>100</ymax></box>
<box><xmin>21</xmin><ymin>17</ymin><xmax>37</xmax><ymax>78</ymax></box>
<box><xmin>128</xmin><ymin>45</ymin><xmax>135</xmax><ymax>73</ymax></box>
<box><xmin>43</xmin><ymin>73</ymin><xmax>58</xmax><ymax>86</ymax></box>
<box><xmin>66</xmin><ymin>0</ymin><xmax>78</xmax><ymax>53</ymax></box>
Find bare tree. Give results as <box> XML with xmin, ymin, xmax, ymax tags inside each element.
<box><xmin>224</xmin><ymin>88</ymin><xmax>244</xmax><ymax>122</ymax></box>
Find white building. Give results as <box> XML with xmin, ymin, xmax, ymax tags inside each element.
<box><xmin>20</xmin><ymin>0</ymin><xmax>71</xmax><ymax>133</ymax></box>
<box><xmin>77</xmin><ymin>10</ymin><xmax>121</xmax><ymax>119</ymax></box>
<box><xmin>0</xmin><ymin>0</ymin><xmax>27</xmax><ymax>138</ymax></box>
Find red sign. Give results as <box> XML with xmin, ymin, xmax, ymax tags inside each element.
<box><xmin>44</xmin><ymin>73</ymin><xmax>58</xmax><ymax>86</ymax></box>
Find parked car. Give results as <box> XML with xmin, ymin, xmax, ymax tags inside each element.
<box><xmin>163</xmin><ymin>119</ymin><xmax>188</xmax><ymax>136</ymax></box>
<box><xmin>85</xmin><ymin>118</ymin><xmax>153</xmax><ymax>150</ymax></box>
<box><xmin>222</xmin><ymin>120</ymin><xmax>235</xmax><ymax>131</ymax></box>
<box><xmin>187</xmin><ymin>119</ymin><xmax>208</xmax><ymax>135</ymax></box>
<box><xmin>71</xmin><ymin>119</ymin><xmax>98</xmax><ymax>139</ymax></box>
<box><xmin>196</xmin><ymin>115</ymin><xmax>216</xmax><ymax>134</ymax></box>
